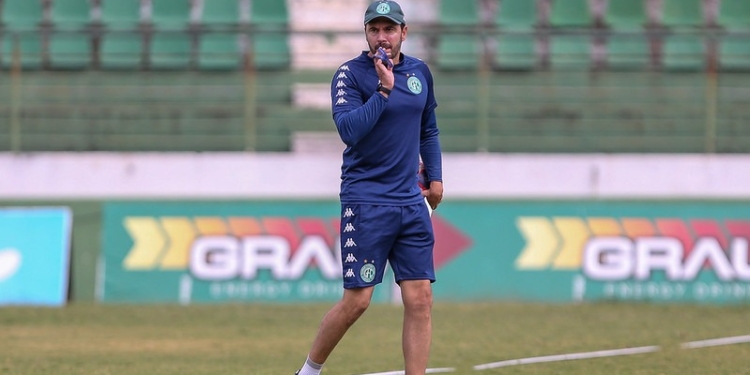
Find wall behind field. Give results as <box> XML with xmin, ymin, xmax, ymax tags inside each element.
<box><xmin>2</xmin><ymin>152</ymin><xmax>749</xmax><ymax>199</ymax></box>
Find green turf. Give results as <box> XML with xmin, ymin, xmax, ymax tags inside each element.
<box><xmin>1</xmin><ymin>302</ymin><xmax>749</xmax><ymax>375</ymax></box>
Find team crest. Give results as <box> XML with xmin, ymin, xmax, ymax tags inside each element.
<box><xmin>376</xmin><ymin>3</ymin><xmax>391</xmax><ymax>14</ymax></box>
<box><xmin>360</xmin><ymin>263</ymin><xmax>376</xmax><ymax>282</ymax></box>
<box><xmin>407</xmin><ymin>76</ymin><xmax>422</xmax><ymax>94</ymax></box>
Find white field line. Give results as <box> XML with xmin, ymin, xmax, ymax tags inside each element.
<box><xmin>356</xmin><ymin>367</ymin><xmax>455</xmax><ymax>375</ymax></box>
<box><xmin>473</xmin><ymin>346</ymin><xmax>661</xmax><ymax>370</ymax></box>
<box><xmin>681</xmin><ymin>335</ymin><xmax>750</xmax><ymax>349</ymax></box>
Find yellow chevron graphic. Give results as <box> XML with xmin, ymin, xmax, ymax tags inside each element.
<box><xmin>123</xmin><ymin>217</ymin><xmax>167</xmax><ymax>270</ymax></box>
<box><xmin>158</xmin><ymin>218</ymin><xmax>197</xmax><ymax>269</ymax></box>
<box><xmin>587</xmin><ymin>217</ymin><xmax>623</xmax><ymax>236</ymax></box>
<box><xmin>551</xmin><ymin>217</ymin><xmax>590</xmax><ymax>269</ymax></box>
<box><xmin>515</xmin><ymin>217</ymin><xmax>560</xmax><ymax>269</ymax></box>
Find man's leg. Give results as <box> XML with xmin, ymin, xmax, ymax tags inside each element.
<box><xmin>400</xmin><ymin>279</ymin><xmax>433</xmax><ymax>375</ymax></box>
<box><xmin>307</xmin><ymin>286</ymin><xmax>375</xmax><ymax>364</ymax></box>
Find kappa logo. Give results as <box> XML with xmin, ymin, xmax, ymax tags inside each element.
<box><xmin>336</xmin><ymin>81</ymin><xmax>347</xmax><ymax>88</ymax></box>
<box><xmin>344</xmin><ymin>253</ymin><xmax>357</xmax><ymax>263</ymax></box>
<box><xmin>343</xmin><ymin>223</ymin><xmax>355</xmax><ymax>233</ymax></box>
<box><xmin>344</xmin><ymin>268</ymin><xmax>355</xmax><ymax>278</ymax></box>
<box><xmin>339</xmin><ymin>65</ymin><xmax>350</xmax><ymax>71</ymax></box>
<box><xmin>344</xmin><ymin>238</ymin><xmax>357</xmax><ymax>248</ymax></box>
<box><xmin>515</xmin><ymin>216</ymin><xmax>750</xmax><ymax>282</ymax></box>
<box><xmin>343</xmin><ymin>208</ymin><xmax>355</xmax><ymax>218</ymax></box>
<box><xmin>337</xmin><ymin>72</ymin><xmax>348</xmax><ymax>79</ymax></box>
<box><xmin>336</xmin><ymin>98</ymin><xmax>348</xmax><ymax>105</ymax></box>
<box><xmin>336</xmin><ymin>89</ymin><xmax>347</xmax><ymax>97</ymax></box>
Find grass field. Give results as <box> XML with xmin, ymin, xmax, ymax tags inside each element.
<box><xmin>2</xmin><ymin>301</ymin><xmax>749</xmax><ymax>375</ymax></box>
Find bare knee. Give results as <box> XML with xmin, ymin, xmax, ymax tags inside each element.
<box><xmin>339</xmin><ymin>288</ymin><xmax>373</xmax><ymax>325</ymax></box>
<box><xmin>401</xmin><ymin>281</ymin><xmax>433</xmax><ymax>316</ymax></box>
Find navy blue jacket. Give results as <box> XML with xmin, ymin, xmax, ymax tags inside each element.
<box><xmin>331</xmin><ymin>51</ymin><xmax>442</xmax><ymax>205</ymax></box>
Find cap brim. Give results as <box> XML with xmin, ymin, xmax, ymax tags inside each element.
<box><xmin>364</xmin><ymin>15</ymin><xmax>404</xmax><ymax>25</ymax></box>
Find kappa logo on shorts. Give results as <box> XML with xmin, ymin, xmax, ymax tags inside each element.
<box><xmin>344</xmin><ymin>268</ymin><xmax>355</xmax><ymax>278</ymax></box>
<box><xmin>343</xmin><ymin>223</ymin><xmax>356</xmax><ymax>233</ymax></box>
<box><xmin>343</xmin><ymin>238</ymin><xmax>357</xmax><ymax>248</ymax></box>
<box><xmin>343</xmin><ymin>208</ymin><xmax>355</xmax><ymax>218</ymax></box>
<box><xmin>344</xmin><ymin>253</ymin><xmax>357</xmax><ymax>263</ymax></box>
<box><xmin>360</xmin><ymin>263</ymin><xmax>376</xmax><ymax>282</ymax></box>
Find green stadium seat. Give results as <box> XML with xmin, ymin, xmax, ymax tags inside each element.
<box><xmin>51</xmin><ymin>0</ymin><xmax>92</xmax><ymax>29</ymax></box>
<box><xmin>661</xmin><ymin>0</ymin><xmax>703</xmax><ymax>27</ymax></box>
<box><xmin>440</xmin><ymin>0</ymin><xmax>479</xmax><ymax>26</ymax></box>
<box><xmin>252</xmin><ymin>33</ymin><xmax>290</xmax><ymax>70</ymax></box>
<box><xmin>201</xmin><ymin>0</ymin><xmax>240</xmax><ymax>26</ymax></box>
<box><xmin>250</xmin><ymin>0</ymin><xmax>289</xmax><ymax>69</ymax></box>
<box><xmin>198</xmin><ymin>33</ymin><xmax>241</xmax><ymax>70</ymax></box>
<box><xmin>437</xmin><ymin>35</ymin><xmax>480</xmax><ymax>70</ymax></box>
<box><xmin>439</xmin><ymin>0</ymin><xmax>480</xmax><ymax>70</ymax></box>
<box><xmin>717</xmin><ymin>0</ymin><xmax>750</xmax><ymax>29</ymax></box>
<box><xmin>150</xmin><ymin>33</ymin><xmax>192</xmax><ymax>69</ymax></box>
<box><xmin>606</xmin><ymin>35</ymin><xmax>651</xmax><ymax>69</ymax></box>
<box><xmin>495</xmin><ymin>34</ymin><xmax>537</xmax><ymax>70</ymax></box>
<box><xmin>100</xmin><ymin>32</ymin><xmax>144</xmax><ymax>69</ymax></box>
<box><xmin>605</xmin><ymin>0</ymin><xmax>648</xmax><ymax>30</ymax></box>
<box><xmin>100</xmin><ymin>0</ymin><xmax>142</xmax><ymax>29</ymax></box>
<box><xmin>719</xmin><ymin>37</ymin><xmax>750</xmax><ymax>71</ymax></box>
<box><xmin>252</xmin><ymin>0</ymin><xmax>288</xmax><ymax>24</ymax></box>
<box><xmin>662</xmin><ymin>34</ymin><xmax>705</xmax><ymax>71</ymax></box>
<box><xmin>550</xmin><ymin>0</ymin><xmax>592</xmax><ymax>27</ymax></box>
<box><xmin>1</xmin><ymin>33</ymin><xmax>43</xmax><ymax>69</ymax></box>
<box><xmin>549</xmin><ymin>34</ymin><xmax>591</xmax><ymax>68</ymax></box>
<box><xmin>2</xmin><ymin>0</ymin><xmax>45</xmax><ymax>28</ymax></box>
<box><xmin>49</xmin><ymin>33</ymin><xmax>92</xmax><ymax>69</ymax></box>
<box><xmin>151</xmin><ymin>0</ymin><xmax>192</xmax><ymax>29</ymax></box>
<box><xmin>495</xmin><ymin>0</ymin><xmax>538</xmax><ymax>29</ymax></box>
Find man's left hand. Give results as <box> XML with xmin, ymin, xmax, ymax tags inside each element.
<box><xmin>421</xmin><ymin>181</ymin><xmax>443</xmax><ymax>210</ymax></box>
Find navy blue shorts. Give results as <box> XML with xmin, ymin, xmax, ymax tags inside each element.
<box><xmin>339</xmin><ymin>203</ymin><xmax>435</xmax><ymax>289</ymax></box>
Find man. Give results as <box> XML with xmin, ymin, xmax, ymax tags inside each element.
<box><xmin>295</xmin><ymin>1</ymin><xmax>443</xmax><ymax>375</ymax></box>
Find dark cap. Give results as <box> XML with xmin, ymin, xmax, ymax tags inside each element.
<box><xmin>364</xmin><ymin>1</ymin><xmax>406</xmax><ymax>25</ymax></box>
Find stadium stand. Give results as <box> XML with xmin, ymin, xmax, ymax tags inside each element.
<box><xmin>717</xmin><ymin>0</ymin><xmax>750</xmax><ymax>71</ymax></box>
<box><xmin>0</xmin><ymin>0</ymin><xmax>45</xmax><ymax>68</ymax></box>
<box><xmin>149</xmin><ymin>0</ymin><xmax>194</xmax><ymax>69</ymax></box>
<box><xmin>659</xmin><ymin>0</ymin><xmax>707</xmax><ymax>71</ymax></box>
<box><xmin>251</xmin><ymin>0</ymin><xmax>290</xmax><ymax>69</ymax></box>
<box><xmin>200</xmin><ymin>0</ymin><xmax>241</xmax><ymax>27</ymax></box>
<box><xmin>437</xmin><ymin>0</ymin><xmax>482</xmax><ymax>70</ymax></box>
<box><xmin>547</xmin><ymin>0</ymin><xmax>596</xmax><ymax>69</ymax></box>
<box><xmin>1</xmin><ymin>0</ymin><xmax>45</xmax><ymax>29</ymax></box>
<box><xmin>151</xmin><ymin>0</ymin><xmax>193</xmax><ymax>29</ymax></box>
<box><xmin>1</xmin><ymin>0</ymin><xmax>750</xmax><ymax>154</ymax></box>
<box><xmin>49</xmin><ymin>0</ymin><xmax>93</xmax><ymax>69</ymax></box>
<box><xmin>198</xmin><ymin>33</ymin><xmax>241</xmax><ymax>70</ymax></box>
<box><xmin>99</xmin><ymin>0</ymin><xmax>145</xmax><ymax>69</ymax></box>
<box><xmin>549</xmin><ymin>0</ymin><xmax>593</xmax><ymax>27</ymax></box>
<box><xmin>603</xmin><ymin>0</ymin><xmax>651</xmax><ymax>69</ymax></box>
<box><xmin>493</xmin><ymin>0</ymin><xmax>539</xmax><ymax>70</ymax></box>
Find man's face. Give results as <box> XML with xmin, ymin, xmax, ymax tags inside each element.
<box><xmin>364</xmin><ymin>19</ymin><xmax>407</xmax><ymax>60</ymax></box>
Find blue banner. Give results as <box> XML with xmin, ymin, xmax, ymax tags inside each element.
<box><xmin>0</xmin><ymin>208</ymin><xmax>73</xmax><ymax>306</ymax></box>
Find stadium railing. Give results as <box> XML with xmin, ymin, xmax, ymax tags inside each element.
<box><xmin>0</xmin><ymin>0</ymin><xmax>749</xmax><ymax>153</ymax></box>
